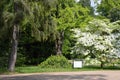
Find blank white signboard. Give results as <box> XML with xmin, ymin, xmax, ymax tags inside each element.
<box><xmin>73</xmin><ymin>61</ymin><xmax>82</xmax><ymax>68</ymax></box>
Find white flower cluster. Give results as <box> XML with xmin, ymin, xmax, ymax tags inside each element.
<box><xmin>72</xmin><ymin>19</ymin><xmax>120</xmax><ymax>58</ymax></box>
<box><xmin>84</xmin><ymin>57</ymin><xmax>101</xmax><ymax>65</ymax></box>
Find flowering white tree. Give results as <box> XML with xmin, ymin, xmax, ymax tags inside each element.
<box><xmin>71</xmin><ymin>19</ymin><xmax>120</xmax><ymax>68</ymax></box>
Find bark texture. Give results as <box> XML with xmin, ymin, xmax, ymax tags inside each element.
<box><xmin>55</xmin><ymin>31</ymin><xmax>64</xmax><ymax>55</ymax></box>
<box><xmin>8</xmin><ymin>25</ymin><xmax>19</xmax><ymax>72</ymax></box>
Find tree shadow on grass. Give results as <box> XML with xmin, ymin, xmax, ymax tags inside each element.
<box><xmin>1</xmin><ymin>74</ymin><xmax>107</xmax><ymax>80</ymax></box>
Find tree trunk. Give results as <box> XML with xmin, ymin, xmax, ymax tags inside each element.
<box><xmin>8</xmin><ymin>24</ymin><xmax>19</xmax><ymax>72</ymax></box>
<box><xmin>55</xmin><ymin>31</ymin><xmax>64</xmax><ymax>55</ymax></box>
<box><xmin>100</xmin><ymin>61</ymin><xmax>104</xmax><ymax>68</ymax></box>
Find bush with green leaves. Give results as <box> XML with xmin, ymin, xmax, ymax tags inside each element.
<box><xmin>39</xmin><ymin>55</ymin><xmax>71</xmax><ymax>68</ymax></box>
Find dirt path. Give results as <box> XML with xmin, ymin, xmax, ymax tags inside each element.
<box><xmin>0</xmin><ymin>70</ymin><xmax>120</xmax><ymax>80</ymax></box>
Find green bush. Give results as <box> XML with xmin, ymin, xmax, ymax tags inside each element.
<box><xmin>0</xmin><ymin>57</ymin><xmax>8</xmax><ymax>67</ymax></box>
<box><xmin>39</xmin><ymin>55</ymin><xmax>71</xmax><ymax>68</ymax></box>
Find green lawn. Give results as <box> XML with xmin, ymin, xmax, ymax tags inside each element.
<box><xmin>15</xmin><ymin>66</ymin><xmax>99</xmax><ymax>73</ymax></box>
<box><xmin>1</xmin><ymin>65</ymin><xmax>120</xmax><ymax>74</ymax></box>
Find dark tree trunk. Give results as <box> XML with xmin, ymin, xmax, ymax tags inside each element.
<box><xmin>8</xmin><ymin>25</ymin><xmax>19</xmax><ymax>72</ymax></box>
<box><xmin>100</xmin><ymin>61</ymin><xmax>104</xmax><ymax>68</ymax></box>
<box><xmin>55</xmin><ymin>31</ymin><xmax>64</xmax><ymax>55</ymax></box>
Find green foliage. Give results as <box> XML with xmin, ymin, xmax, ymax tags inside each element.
<box><xmin>78</xmin><ymin>0</ymin><xmax>94</xmax><ymax>15</ymax></box>
<box><xmin>0</xmin><ymin>32</ymin><xmax>10</xmax><ymax>67</ymax></box>
<box><xmin>39</xmin><ymin>55</ymin><xmax>71</xmax><ymax>68</ymax></box>
<box><xmin>28</xmin><ymin>1</ymin><xmax>57</xmax><ymax>41</ymax></box>
<box><xmin>62</xmin><ymin>30</ymin><xmax>76</xmax><ymax>59</ymax></box>
<box><xmin>97</xmin><ymin>0</ymin><xmax>120</xmax><ymax>22</ymax></box>
<box><xmin>54</xmin><ymin>1</ymin><xmax>91</xmax><ymax>31</ymax></box>
<box><xmin>62</xmin><ymin>39</ymin><xmax>72</xmax><ymax>59</ymax></box>
<box><xmin>16</xmin><ymin>52</ymin><xmax>26</xmax><ymax>66</ymax></box>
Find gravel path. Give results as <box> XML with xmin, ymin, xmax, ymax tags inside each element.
<box><xmin>0</xmin><ymin>71</ymin><xmax>120</xmax><ymax>80</ymax></box>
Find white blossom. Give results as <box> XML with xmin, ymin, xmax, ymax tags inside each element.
<box><xmin>71</xmin><ymin>19</ymin><xmax>120</xmax><ymax>60</ymax></box>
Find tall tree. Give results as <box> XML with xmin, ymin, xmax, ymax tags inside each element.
<box><xmin>53</xmin><ymin>0</ymin><xmax>75</xmax><ymax>55</ymax></box>
<box><xmin>7</xmin><ymin>0</ymin><xmax>30</xmax><ymax>72</ymax></box>
<box><xmin>53</xmin><ymin>0</ymin><xmax>91</xmax><ymax>55</ymax></box>
<box><xmin>1</xmin><ymin>0</ymin><xmax>56</xmax><ymax>71</ymax></box>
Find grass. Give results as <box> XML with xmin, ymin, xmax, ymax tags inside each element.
<box><xmin>1</xmin><ymin>65</ymin><xmax>120</xmax><ymax>74</ymax></box>
<box><xmin>84</xmin><ymin>65</ymin><xmax>120</xmax><ymax>70</ymax></box>
<box><xmin>15</xmin><ymin>66</ymin><xmax>98</xmax><ymax>73</ymax></box>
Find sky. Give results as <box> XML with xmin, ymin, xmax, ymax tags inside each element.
<box><xmin>91</xmin><ymin>0</ymin><xmax>101</xmax><ymax>7</ymax></box>
<box><xmin>75</xmin><ymin>0</ymin><xmax>101</xmax><ymax>7</ymax></box>
<box><xmin>91</xmin><ymin>0</ymin><xmax>101</xmax><ymax>15</ymax></box>
<box><xmin>75</xmin><ymin>0</ymin><xmax>101</xmax><ymax>15</ymax></box>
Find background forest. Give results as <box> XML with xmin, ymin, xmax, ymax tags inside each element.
<box><xmin>0</xmin><ymin>0</ymin><xmax>120</xmax><ymax>72</ymax></box>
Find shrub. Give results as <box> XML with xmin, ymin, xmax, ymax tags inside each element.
<box><xmin>39</xmin><ymin>55</ymin><xmax>71</xmax><ymax>68</ymax></box>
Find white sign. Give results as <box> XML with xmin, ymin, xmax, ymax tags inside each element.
<box><xmin>73</xmin><ymin>60</ymin><xmax>82</xmax><ymax>68</ymax></box>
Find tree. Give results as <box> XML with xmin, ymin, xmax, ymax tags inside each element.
<box><xmin>72</xmin><ymin>19</ymin><xmax>120</xmax><ymax>68</ymax></box>
<box><xmin>53</xmin><ymin>0</ymin><xmax>91</xmax><ymax>55</ymax></box>
<box><xmin>97</xmin><ymin>0</ymin><xmax>120</xmax><ymax>22</ymax></box>
<box><xmin>1</xmin><ymin>0</ymin><xmax>57</xmax><ymax>71</ymax></box>
<box><xmin>7</xmin><ymin>0</ymin><xmax>31</xmax><ymax>72</ymax></box>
